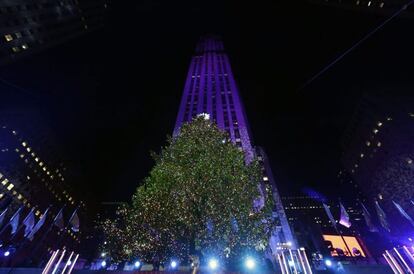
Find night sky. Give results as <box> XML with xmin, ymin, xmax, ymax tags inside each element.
<box><xmin>0</xmin><ymin>1</ymin><xmax>413</xmax><ymax>208</ymax></box>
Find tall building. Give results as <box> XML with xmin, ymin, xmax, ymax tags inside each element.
<box><xmin>0</xmin><ymin>106</ymin><xmax>85</xmax><ymax>265</ymax></box>
<box><xmin>340</xmin><ymin>94</ymin><xmax>414</xmax><ymax>230</ymax></box>
<box><xmin>174</xmin><ymin>36</ymin><xmax>296</xmax><ymax>254</ymax></box>
<box><xmin>0</xmin><ymin>0</ymin><xmax>109</xmax><ymax>64</ymax></box>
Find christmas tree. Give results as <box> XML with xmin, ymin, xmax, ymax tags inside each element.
<box><xmin>101</xmin><ymin>116</ymin><xmax>274</xmax><ymax>264</ymax></box>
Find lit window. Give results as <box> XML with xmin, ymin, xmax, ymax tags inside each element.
<box><xmin>366</xmin><ymin>141</ymin><xmax>371</xmax><ymax>146</ymax></box>
<box><xmin>43</xmin><ymin>167</ymin><xmax>46</xmax><ymax>171</ymax></box>
<box><xmin>7</xmin><ymin>184</ymin><xmax>14</xmax><ymax>190</ymax></box>
<box><xmin>20</xmin><ymin>154</ymin><xmax>25</xmax><ymax>158</ymax></box>
<box><xmin>22</xmin><ymin>142</ymin><xmax>27</xmax><ymax>147</ymax></box>
<box><xmin>360</xmin><ymin>153</ymin><xmax>364</xmax><ymax>158</ymax></box>
<box><xmin>408</xmin><ymin>158</ymin><xmax>413</xmax><ymax>165</ymax></box>
<box><xmin>0</xmin><ymin>193</ymin><xmax>4</xmax><ymax>199</ymax></box>
<box><xmin>12</xmin><ymin>47</ymin><xmax>20</xmax><ymax>53</ymax></box>
<box><xmin>35</xmin><ymin>210</ymin><xmax>40</xmax><ymax>216</ymax></box>
<box><xmin>35</xmin><ymin>157</ymin><xmax>39</xmax><ymax>162</ymax></box>
<box><xmin>31</xmin><ymin>152</ymin><xmax>35</xmax><ymax>157</ymax></box>
<box><xmin>354</xmin><ymin>164</ymin><xmax>358</xmax><ymax>168</ymax></box>
<box><xmin>1</xmin><ymin>179</ymin><xmax>8</xmax><ymax>185</ymax></box>
<box><xmin>26</xmin><ymin>147</ymin><xmax>31</xmax><ymax>152</ymax></box>
<box><xmin>39</xmin><ymin>162</ymin><xmax>44</xmax><ymax>166</ymax></box>
<box><xmin>373</xmin><ymin>128</ymin><xmax>378</xmax><ymax>134</ymax></box>
<box><xmin>12</xmin><ymin>131</ymin><xmax>17</xmax><ymax>135</ymax></box>
<box><xmin>377</xmin><ymin>122</ymin><xmax>382</xmax><ymax>127</ymax></box>
<box><xmin>27</xmin><ymin>176</ymin><xmax>30</xmax><ymax>180</ymax></box>
<box><xmin>367</xmin><ymin>1</ymin><xmax>371</xmax><ymax>6</ymax></box>
<box><xmin>378</xmin><ymin>194</ymin><xmax>383</xmax><ymax>200</ymax></box>
<box><xmin>21</xmin><ymin>44</ymin><xmax>28</xmax><ymax>50</ymax></box>
<box><xmin>15</xmin><ymin>148</ymin><xmax>19</xmax><ymax>152</ymax></box>
<box><xmin>377</xmin><ymin>142</ymin><xmax>381</xmax><ymax>147</ymax></box>
<box><xmin>387</xmin><ymin>117</ymin><xmax>392</xmax><ymax>121</ymax></box>
<box><xmin>4</xmin><ymin>34</ymin><xmax>13</xmax><ymax>41</ymax></box>
<box><xmin>409</xmin><ymin>113</ymin><xmax>414</xmax><ymax>118</ymax></box>
<box><xmin>380</xmin><ymin>2</ymin><xmax>384</xmax><ymax>7</ymax></box>
<box><xmin>17</xmin><ymin>194</ymin><xmax>22</xmax><ymax>200</ymax></box>
<box><xmin>0</xmin><ymin>173</ymin><xmax>2</xmax><ymax>179</ymax></box>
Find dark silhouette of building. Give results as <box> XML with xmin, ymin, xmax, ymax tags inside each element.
<box><xmin>0</xmin><ymin>0</ymin><xmax>109</xmax><ymax>64</ymax></box>
<box><xmin>0</xmin><ymin>106</ymin><xmax>86</xmax><ymax>266</ymax></box>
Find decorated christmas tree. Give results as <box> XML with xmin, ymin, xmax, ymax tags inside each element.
<box><xmin>101</xmin><ymin>116</ymin><xmax>274</xmax><ymax>264</ymax></box>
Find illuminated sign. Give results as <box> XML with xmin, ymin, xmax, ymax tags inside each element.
<box><xmin>323</xmin><ymin>234</ymin><xmax>366</xmax><ymax>257</ymax></box>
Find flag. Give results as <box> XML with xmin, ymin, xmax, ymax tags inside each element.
<box><xmin>339</xmin><ymin>202</ymin><xmax>351</xmax><ymax>228</ymax></box>
<box><xmin>0</xmin><ymin>207</ymin><xmax>8</xmax><ymax>227</ymax></box>
<box><xmin>28</xmin><ymin>207</ymin><xmax>49</xmax><ymax>240</ymax></box>
<box><xmin>69</xmin><ymin>209</ymin><xmax>79</xmax><ymax>232</ymax></box>
<box><xmin>22</xmin><ymin>208</ymin><xmax>35</xmax><ymax>237</ymax></box>
<box><xmin>323</xmin><ymin>203</ymin><xmax>337</xmax><ymax>229</ymax></box>
<box><xmin>375</xmin><ymin>201</ymin><xmax>390</xmax><ymax>232</ymax></box>
<box><xmin>393</xmin><ymin>201</ymin><xmax>414</xmax><ymax>227</ymax></box>
<box><xmin>53</xmin><ymin>208</ymin><xmax>64</xmax><ymax>230</ymax></box>
<box><xmin>361</xmin><ymin>203</ymin><xmax>378</xmax><ymax>232</ymax></box>
<box><xmin>9</xmin><ymin>207</ymin><xmax>22</xmax><ymax>235</ymax></box>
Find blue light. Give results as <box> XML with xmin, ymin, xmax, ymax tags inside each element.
<box><xmin>245</xmin><ymin>257</ymin><xmax>255</xmax><ymax>270</ymax></box>
<box><xmin>208</xmin><ymin>258</ymin><xmax>219</xmax><ymax>270</ymax></box>
<box><xmin>170</xmin><ymin>260</ymin><xmax>177</xmax><ymax>268</ymax></box>
<box><xmin>101</xmin><ymin>260</ymin><xmax>106</xmax><ymax>267</ymax></box>
<box><xmin>4</xmin><ymin>251</ymin><xmax>10</xmax><ymax>257</ymax></box>
<box><xmin>325</xmin><ymin>259</ymin><xmax>332</xmax><ymax>267</ymax></box>
<box><xmin>134</xmin><ymin>261</ymin><xmax>141</xmax><ymax>268</ymax></box>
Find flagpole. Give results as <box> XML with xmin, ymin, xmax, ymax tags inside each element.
<box><xmin>27</xmin><ymin>206</ymin><xmax>64</xmax><ymax>267</ymax></box>
<box><xmin>323</xmin><ymin>202</ymin><xmax>353</xmax><ymax>257</ymax></box>
<box><xmin>9</xmin><ymin>208</ymin><xmax>34</xmax><ymax>243</ymax></box>
<box><xmin>38</xmin><ymin>205</ymin><xmax>79</xmax><ymax>267</ymax></box>
<box><xmin>0</xmin><ymin>207</ymin><xmax>22</xmax><ymax>237</ymax></box>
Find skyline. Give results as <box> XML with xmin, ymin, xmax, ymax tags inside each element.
<box><xmin>0</xmin><ymin>1</ymin><xmax>413</xmax><ymax>206</ymax></box>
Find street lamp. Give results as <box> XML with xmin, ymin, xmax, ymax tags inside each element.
<box><xmin>245</xmin><ymin>257</ymin><xmax>255</xmax><ymax>270</ymax></box>
<box><xmin>208</xmin><ymin>258</ymin><xmax>219</xmax><ymax>270</ymax></box>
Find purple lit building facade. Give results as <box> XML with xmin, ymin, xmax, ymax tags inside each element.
<box><xmin>174</xmin><ymin>36</ymin><xmax>296</xmax><ymax>253</ymax></box>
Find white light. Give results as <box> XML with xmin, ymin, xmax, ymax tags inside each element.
<box><xmin>134</xmin><ymin>261</ymin><xmax>140</xmax><ymax>268</ymax></box>
<box><xmin>101</xmin><ymin>252</ymin><xmax>106</xmax><ymax>257</ymax></box>
<box><xmin>67</xmin><ymin>260</ymin><xmax>72</xmax><ymax>266</ymax></box>
<box><xmin>101</xmin><ymin>260</ymin><xmax>106</xmax><ymax>267</ymax></box>
<box><xmin>170</xmin><ymin>260</ymin><xmax>177</xmax><ymax>268</ymax></box>
<box><xmin>287</xmin><ymin>241</ymin><xmax>292</xmax><ymax>246</ymax></box>
<box><xmin>4</xmin><ymin>251</ymin><xmax>10</xmax><ymax>257</ymax></box>
<box><xmin>208</xmin><ymin>258</ymin><xmax>219</xmax><ymax>270</ymax></box>
<box><xmin>325</xmin><ymin>259</ymin><xmax>332</xmax><ymax>267</ymax></box>
<box><xmin>245</xmin><ymin>257</ymin><xmax>255</xmax><ymax>270</ymax></box>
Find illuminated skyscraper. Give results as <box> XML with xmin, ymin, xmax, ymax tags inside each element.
<box><xmin>174</xmin><ymin>35</ymin><xmax>296</xmax><ymax>252</ymax></box>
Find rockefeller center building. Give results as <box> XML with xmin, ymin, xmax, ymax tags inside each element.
<box><xmin>173</xmin><ymin>35</ymin><xmax>296</xmax><ymax>254</ymax></box>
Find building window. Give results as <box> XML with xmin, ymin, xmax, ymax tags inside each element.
<box><xmin>22</xmin><ymin>43</ymin><xmax>29</xmax><ymax>50</ymax></box>
<box><xmin>12</xmin><ymin>47</ymin><xmax>20</xmax><ymax>53</ymax></box>
<box><xmin>7</xmin><ymin>184</ymin><xmax>14</xmax><ymax>190</ymax></box>
<box><xmin>4</xmin><ymin>34</ymin><xmax>13</xmax><ymax>41</ymax></box>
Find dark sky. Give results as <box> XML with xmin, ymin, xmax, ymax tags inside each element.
<box><xmin>0</xmin><ymin>1</ymin><xmax>413</xmax><ymax>207</ymax></box>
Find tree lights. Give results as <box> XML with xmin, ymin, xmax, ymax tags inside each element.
<box><xmin>100</xmin><ymin>117</ymin><xmax>274</xmax><ymax>263</ymax></box>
